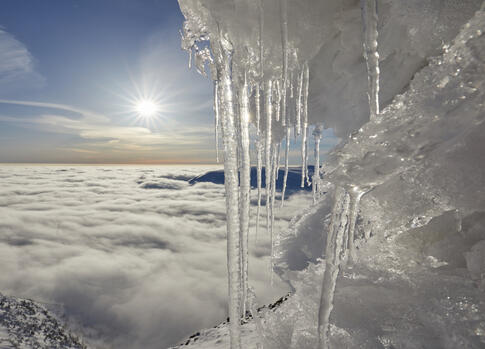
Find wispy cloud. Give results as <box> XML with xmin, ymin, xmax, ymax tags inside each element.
<box><xmin>0</xmin><ymin>29</ymin><xmax>44</xmax><ymax>91</ymax></box>
<box><xmin>0</xmin><ymin>99</ymin><xmax>214</xmax><ymax>162</ymax></box>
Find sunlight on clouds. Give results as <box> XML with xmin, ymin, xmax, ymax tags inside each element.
<box><xmin>0</xmin><ymin>99</ymin><xmax>215</xmax><ymax>163</ymax></box>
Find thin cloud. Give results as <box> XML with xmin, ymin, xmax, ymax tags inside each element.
<box><xmin>0</xmin><ymin>30</ymin><xmax>44</xmax><ymax>91</ymax></box>
<box><xmin>0</xmin><ymin>100</ymin><xmax>214</xmax><ymax>162</ymax></box>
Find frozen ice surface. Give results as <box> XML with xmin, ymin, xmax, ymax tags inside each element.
<box><xmin>176</xmin><ymin>2</ymin><xmax>485</xmax><ymax>348</ymax></box>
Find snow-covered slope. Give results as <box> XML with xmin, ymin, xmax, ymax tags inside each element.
<box><xmin>0</xmin><ymin>293</ymin><xmax>86</xmax><ymax>349</ymax></box>
<box><xmin>174</xmin><ymin>6</ymin><xmax>485</xmax><ymax>349</ymax></box>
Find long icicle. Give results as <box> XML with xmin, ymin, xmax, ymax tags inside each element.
<box><xmin>255</xmin><ymin>84</ymin><xmax>263</xmax><ymax>242</ymax></box>
<box><xmin>276</xmin><ymin>142</ymin><xmax>281</xmax><ymax>181</ymax></box>
<box><xmin>305</xmin><ymin>125</ymin><xmax>311</xmax><ymax>186</ymax></box>
<box><xmin>265</xmin><ymin>80</ymin><xmax>273</xmax><ymax>235</ymax></box>
<box><xmin>361</xmin><ymin>0</ymin><xmax>380</xmax><ymax>121</ymax></box>
<box><xmin>238</xmin><ymin>72</ymin><xmax>251</xmax><ymax>317</ymax></box>
<box><xmin>265</xmin><ymin>79</ymin><xmax>273</xmax><ymax>282</ymax></box>
<box><xmin>275</xmin><ymin>80</ymin><xmax>281</xmax><ymax>122</ymax></box>
<box><xmin>258</xmin><ymin>0</ymin><xmax>264</xmax><ymax>81</ymax></box>
<box><xmin>280</xmin><ymin>0</ymin><xmax>288</xmax><ymax>127</ymax></box>
<box><xmin>312</xmin><ymin>126</ymin><xmax>322</xmax><ymax>204</ymax></box>
<box><xmin>214</xmin><ymin>34</ymin><xmax>242</xmax><ymax>349</ymax></box>
<box><xmin>296</xmin><ymin>67</ymin><xmax>303</xmax><ymax>135</ymax></box>
<box><xmin>303</xmin><ymin>63</ymin><xmax>311</xmax><ymax>186</ymax></box>
<box><xmin>256</xmin><ymin>0</ymin><xmax>264</xmax><ymax>243</ymax></box>
<box><xmin>281</xmin><ymin>125</ymin><xmax>291</xmax><ymax>206</ymax></box>
<box><xmin>300</xmin><ymin>123</ymin><xmax>307</xmax><ymax>188</ymax></box>
<box><xmin>214</xmin><ymin>81</ymin><xmax>220</xmax><ymax>162</ymax></box>
<box><xmin>318</xmin><ymin>187</ymin><xmax>350</xmax><ymax>349</ymax></box>
<box><xmin>270</xmin><ymin>142</ymin><xmax>278</xmax><ymax>286</ymax></box>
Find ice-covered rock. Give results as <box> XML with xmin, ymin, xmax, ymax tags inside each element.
<box><xmin>176</xmin><ymin>3</ymin><xmax>485</xmax><ymax>348</ymax></box>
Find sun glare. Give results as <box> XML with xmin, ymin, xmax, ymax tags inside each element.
<box><xmin>135</xmin><ymin>99</ymin><xmax>159</xmax><ymax>117</ymax></box>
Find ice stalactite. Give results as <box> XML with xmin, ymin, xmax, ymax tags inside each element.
<box><xmin>312</xmin><ymin>126</ymin><xmax>322</xmax><ymax>203</ymax></box>
<box><xmin>361</xmin><ymin>0</ymin><xmax>380</xmax><ymax>120</ymax></box>
<box><xmin>258</xmin><ymin>0</ymin><xmax>264</xmax><ymax>81</ymax></box>
<box><xmin>300</xmin><ymin>123</ymin><xmax>307</xmax><ymax>188</ymax></box>
<box><xmin>281</xmin><ymin>125</ymin><xmax>291</xmax><ymax>206</ymax></box>
<box><xmin>238</xmin><ymin>72</ymin><xmax>251</xmax><ymax>316</ymax></box>
<box><xmin>213</xmin><ymin>81</ymin><xmax>220</xmax><ymax>162</ymax></box>
<box><xmin>280</xmin><ymin>0</ymin><xmax>288</xmax><ymax>127</ymax></box>
<box><xmin>276</xmin><ymin>143</ymin><xmax>281</xmax><ymax>181</ymax></box>
<box><xmin>255</xmin><ymin>85</ymin><xmax>263</xmax><ymax>242</ymax></box>
<box><xmin>345</xmin><ymin>189</ymin><xmax>364</xmax><ymax>263</ymax></box>
<box><xmin>188</xmin><ymin>47</ymin><xmax>193</xmax><ymax>69</ymax></box>
<box><xmin>303</xmin><ymin>63</ymin><xmax>311</xmax><ymax>186</ymax></box>
<box><xmin>212</xmin><ymin>34</ymin><xmax>242</xmax><ymax>349</ymax></box>
<box><xmin>265</xmin><ymin>79</ymin><xmax>273</xmax><ymax>238</ymax></box>
<box><xmin>296</xmin><ymin>68</ymin><xmax>303</xmax><ymax>136</ymax></box>
<box><xmin>275</xmin><ymin>80</ymin><xmax>281</xmax><ymax>122</ymax></box>
<box><xmin>270</xmin><ymin>142</ymin><xmax>279</xmax><ymax>286</ymax></box>
<box><xmin>264</xmin><ymin>80</ymin><xmax>274</xmax><ymax>284</ymax></box>
<box><xmin>318</xmin><ymin>187</ymin><xmax>350</xmax><ymax>349</ymax></box>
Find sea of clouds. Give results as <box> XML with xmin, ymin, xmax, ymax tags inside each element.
<box><xmin>0</xmin><ymin>165</ymin><xmax>311</xmax><ymax>348</ymax></box>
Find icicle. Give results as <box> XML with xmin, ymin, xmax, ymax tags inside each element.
<box><xmin>265</xmin><ymin>79</ymin><xmax>273</xmax><ymax>238</ymax></box>
<box><xmin>289</xmin><ymin>71</ymin><xmax>294</xmax><ymax>98</ymax></box>
<box><xmin>346</xmin><ymin>189</ymin><xmax>364</xmax><ymax>263</ymax></box>
<box><xmin>303</xmin><ymin>63</ymin><xmax>311</xmax><ymax>186</ymax></box>
<box><xmin>238</xmin><ymin>72</ymin><xmax>251</xmax><ymax>317</ymax></box>
<box><xmin>280</xmin><ymin>0</ymin><xmax>288</xmax><ymax>127</ymax></box>
<box><xmin>255</xmin><ymin>82</ymin><xmax>263</xmax><ymax>241</ymax></box>
<box><xmin>255</xmin><ymin>84</ymin><xmax>261</xmax><ymax>135</ymax></box>
<box><xmin>258</xmin><ymin>0</ymin><xmax>264</xmax><ymax>80</ymax></box>
<box><xmin>270</xmin><ymin>142</ymin><xmax>278</xmax><ymax>286</ymax></box>
<box><xmin>188</xmin><ymin>46</ymin><xmax>193</xmax><ymax>69</ymax></box>
<box><xmin>296</xmin><ymin>68</ymin><xmax>304</xmax><ymax>135</ymax></box>
<box><xmin>276</xmin><ymin>142</ymin><xmax>281</xmax><ymax>181</ymax></box>
<box><xmin>265</xmin><ymin>80</ymin><xmax>273</xmax><ymax>285</ymax></box>
<box><xmin>312</xmin><ymin>126</ymin><xmax>322</xmax><ymax>203</ymax></box>
<box><xmin>213</xmin><ymin>34</ymin><xmax>242</xmax><ymax>349</ymax></box>
<box><xmin>281</xmin><ymin>125</ymin><xmax>291</xmax><ymax>206</ymax></box>
<box><xmin>318</xmin><ymin>187</ymin><xmax>350</xmax><ymax>349</ymax></box>
<box><xmin>256</xmin><ymin>138</ymin><xmax>263</xmax><ymax>242</ymax></box>
<box><xmin>300</xmin><ymin>125</ymin><xmax>308</xmax><ymax>188</ymax></box>
<box><xmin>275</xmin><ymin>80</ymin><xmax>281</xmax><ymax>122</ymax></box>
<box><xmin>361</xmin><ymin>0</ymin><xmax>380</xmax><ymax>121</ymax></box>
<box><xmin>214</xmin><ymin>81</ymin><xmax>220</xmax><ymax>162</ymax></box>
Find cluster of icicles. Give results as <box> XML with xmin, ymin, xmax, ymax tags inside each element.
<box><xmin>180</xmin><ymin>0</ymin><xmax>379</xmax><ymax>348</ymax></box>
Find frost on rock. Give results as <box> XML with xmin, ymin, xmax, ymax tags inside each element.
<box><xmin>178</xmin><ymin>0</ymin><xmax>485</xmax><ymax>348</ymax></box>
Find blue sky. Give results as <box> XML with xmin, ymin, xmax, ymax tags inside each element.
<box><xmin>0</xmin><ymin>0</ymin><xmax>218</xmax><ymax>163</ymax></box>
<box><xmin>0</xmin><ymin>0</ymin><xmax>338</xmax><ymax>164</ymax></box>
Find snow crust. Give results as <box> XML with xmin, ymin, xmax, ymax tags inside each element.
<box><xmin>176</xmin><ymin>3</ymin><xmax>485</xmax><ymax>348</ymax></box>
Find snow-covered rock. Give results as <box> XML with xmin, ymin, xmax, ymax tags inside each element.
<box><xmin>0</xmin><ymin>293</ymin><xmax>86</xmax><ymax>349</ymax></box>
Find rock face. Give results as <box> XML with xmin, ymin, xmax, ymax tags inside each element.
<box><xmin>0</xmin><ymin>293</ymin><xmax>86</xmax><ymax>349</ymax></box>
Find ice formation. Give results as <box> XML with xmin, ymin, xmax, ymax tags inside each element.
<box><xmin>178</xmin><ymin>0</ymin><xmax>485</xmax><ymax>348</ymax></box>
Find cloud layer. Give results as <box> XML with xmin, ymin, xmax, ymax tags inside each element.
<box><xmin>0</xmin><ymin>165</ymin><xmax>311</xmax><ymax>348</ymax></box>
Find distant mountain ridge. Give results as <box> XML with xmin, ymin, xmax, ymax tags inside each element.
<box><xmin>189</xmin><ymin>166</ymin><xmax>315</xmax><ymax>195</ymax></box>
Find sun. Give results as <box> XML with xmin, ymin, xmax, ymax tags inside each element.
<box><xmin>135</xmin><ymin>99</ymin><xmax>159</xmax><ymax>118</ymax></box>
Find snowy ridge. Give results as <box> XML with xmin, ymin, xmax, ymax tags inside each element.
<box><xmin>0</xmin><ymin>293</ymin><xmax>86</xmax><ymax>349</ymax></box>
<box><xmin>175</xmin><ymin>6</ymin><xmax>485</xmax><ymax>348</ymax></box>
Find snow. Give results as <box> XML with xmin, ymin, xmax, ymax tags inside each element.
<box><xmin>177</xmin><ymin>1</ymin><xmax>485</xmax><ymax>348</ymax></box>
<box><xmin>0</xmin><ymin>293</ymin><xmax>85</xmax><ymax>349</ymax></box>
